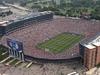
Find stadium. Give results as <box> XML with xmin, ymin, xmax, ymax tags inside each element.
<box><xmin>0</xmin><ymin>4</ymin><xmax>100</xmax><ymax>70</ymax></box>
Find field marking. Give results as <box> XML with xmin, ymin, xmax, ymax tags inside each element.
<box><xmin>37</xmin><ymin>33</ymin><xmax>82</xmax><ymax>53</ymax></box>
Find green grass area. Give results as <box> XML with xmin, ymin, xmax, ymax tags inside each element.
<box><xmin>37</xmin><ymin>33</ymin><xmax>82</xmax><ymax>53</ymax></box>
<box><xmin>0</xmin><ymin>45</ymin><xmax>9</xmax><ymax>61</ymax></box>
<box><xmin>3</xmin><ymin>57</ymin><xmax>13</xmax><ymax>63</ymax></box>
<box><xmin>0</xmin><ymin>53</ymin><xmax>9</xmax><ymax>61</ymax></box>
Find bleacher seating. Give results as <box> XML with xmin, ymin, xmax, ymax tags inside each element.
<box><xmin>1</xmin><ymin>18</ymin><xmax>100</xmax><ymax>60</ymax></box>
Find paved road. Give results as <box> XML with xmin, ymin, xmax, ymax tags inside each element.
<box><xmin>0</xmin><ymin>60</ymin><xmax>85</xmax><ymax>75</ymax></box>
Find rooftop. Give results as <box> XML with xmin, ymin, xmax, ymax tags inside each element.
<box><xmin>0</xmin><ymin>4</ymin><xmax>29</xmax><ymax>23</ymax></box>
<box><xmin>82</xmin><ymin>34</ymin><xmax>100</xmax><ymax>49</ymax></box>
<box><xmin>0</xmin><ymin>6</ymin><xmax>52</xmax><ymax>26</ymax></box>
<box><xmin>84</xmin><ymin>44</ymin><xmax>96</xmax><ymax>49</ymax></box>
<box><xmin>93</xmin><ymin>42</ymin><xmax>100</xmax><ymax>46</ymax></box>
<box><xmin>0</xmin><ymin>6</ymin><xmax>9</xmax><ymax>10</ymax></box>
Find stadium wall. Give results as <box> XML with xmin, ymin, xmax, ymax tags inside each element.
<box><xmin>83</xmin><ymin>46</ymin><xmax>96</xmax><ymax>70</ymax></box>
<box><xmin>79</xmin><ymin>44</ymin><xmax>84</xmax><ymax>58</ymax></box>
<box><xmin>94</xmin><ymin>45</ymin><xmax>100</xmax><ymax>65</ymax></box>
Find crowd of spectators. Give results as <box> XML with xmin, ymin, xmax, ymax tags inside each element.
<box><xmin>1</xmin><ymin>17</ymin><xmax>100</xmax><ymax>59</ymax></box>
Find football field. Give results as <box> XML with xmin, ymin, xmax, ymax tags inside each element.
<box><xmin>37</xmin><ymin>33</ymin><xmax>82</xmax><ymax>53</ymax></box>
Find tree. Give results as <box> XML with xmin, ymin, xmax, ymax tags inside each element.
<box><xmin>91</xmin><ymin>6</ymin><xmax>100</xmax><ymax>20</ymax></box>
<box><xmin>59</xmin><ymin>0</ymin><xmax>66</xmax><ymax>9</ymax></box>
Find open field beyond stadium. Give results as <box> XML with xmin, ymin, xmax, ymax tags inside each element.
<box><xmin>37</xmin><ymin>33</ymin><xmax>82</xmax><ymax>53</ymax></box>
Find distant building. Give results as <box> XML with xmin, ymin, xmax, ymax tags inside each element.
<box><xmin>53</xmin><ymin>0</ymin><xmax>71</xmax><ymax>5</ymax></box>
<box><xmin>0</xmin><ymin>6</ymin><xmax>11</xmax><ymax>15</ymax></box>
<box><xmin>80</xmin><ymin>34</ymin><xmax>100</xmax><ymax>70</ymax></box>
<box><xmin>0</xmin><ymin>6</ymin><xmax>10</xmax><ymax>12</ymax></box>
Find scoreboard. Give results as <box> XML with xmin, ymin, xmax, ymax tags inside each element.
<box><xmin>7</xmin><ymin>38</ymin><xmax>24</xmax><ymax>61</ymax></box>
<box><xmin>7</xmin><ymin>38</ymin><xmax>23</xmax><ymax>51</ymax></box>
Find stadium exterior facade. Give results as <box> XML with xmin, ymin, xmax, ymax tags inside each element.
<box><xmin>80</xmin><ymin>34</ymin><xmax>100</xmax><ymax>70</ymax></box>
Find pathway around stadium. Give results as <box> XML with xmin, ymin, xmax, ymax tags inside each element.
<box><xmin>0</xmin><ymin>60</ymin><xmax>85</xmax><ymax>75</ymax></box>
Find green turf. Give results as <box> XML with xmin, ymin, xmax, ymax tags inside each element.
<box><xmin>3</xmin><ymin>57</ymin><xmax>13</xmax><ymax>63</ymax></box>
<box><xmin>0</xmin><ymin>45</ymin><xmax>9</xmax><ymax>61</ymax></box>
<box><xmin>37</xmin><ymin>33</ymin><xmax>82</xmax><ymax>53</ymax></box>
